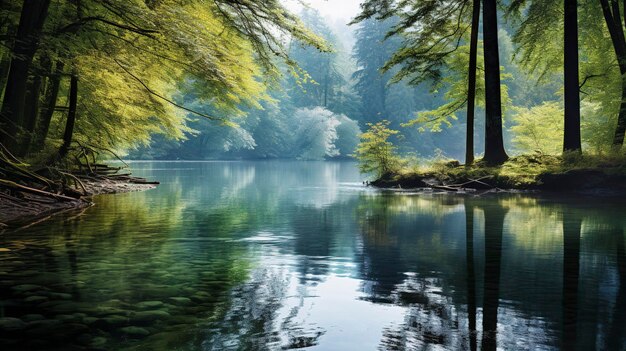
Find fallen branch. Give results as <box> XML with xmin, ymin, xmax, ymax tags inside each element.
<box><xmin>0</xmin><ymin>179</ymin><xmax>79</xmax><ymax>202</ymax></box>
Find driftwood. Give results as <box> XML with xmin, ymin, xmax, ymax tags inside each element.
<box><xmin>0</xmin><ymin>179</ymin><xmax>79</xmax><ymax>202</ymax></box>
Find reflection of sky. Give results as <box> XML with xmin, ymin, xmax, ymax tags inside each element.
<box><xmin>125</xmin><ymin>161</ymin><xmax>625</xmax><ymax>350</ymax></box>
<box><xmin>24</xmin><ymin>160</ymin><xmax>624</xmax><ymax>350</ymax></box>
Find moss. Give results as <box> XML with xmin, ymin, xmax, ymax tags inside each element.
<box><xmin>372</xmin><ymin>153</ymin><xmax>626</xmax><ymax>193</ymax></box>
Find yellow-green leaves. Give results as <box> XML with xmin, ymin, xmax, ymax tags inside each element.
<box><xmin>354</xmin><ymin>120</ymin><xmax>404</xmax><ymax>176</ymax></box>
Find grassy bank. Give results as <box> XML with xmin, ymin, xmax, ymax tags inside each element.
<box><xmin>370</xmin><ymin>154</ymin><xmax>626</xmax><ymax>195</ymax></box>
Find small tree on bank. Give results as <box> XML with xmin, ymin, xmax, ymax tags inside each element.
<box><xmin>354</xmin><ymin>120</ymin><xmax>403</xmax><ymax>177</ymax></box>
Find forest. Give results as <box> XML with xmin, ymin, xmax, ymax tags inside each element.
<box><xmin>2</xmin><ymin>1</ymin><xmax>626</xmax><ymax>350</ymax></box>
<box><xmin>1</xmin><ymin>0</ymin><xmax>624</xmax><ymax>166</ymax></box>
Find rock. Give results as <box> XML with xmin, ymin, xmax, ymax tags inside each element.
<box><xmin>83</xmin><ymin>317</ymin><xmax>98</xmax><ymax>326</ymax></box>
<box><xmin>130</xmin><ymin>310</ymin><xmax>170</xmax><ymax>325</ymax></box>
<box><xmin>47</xmin><ymin>301</ymin><xmax>88</xmax><ymax>313</ymax></box>
<box><xmin>26</xmin><ymin>319</ymin><xmax>62</xmax><ymax>330</ymax></box>
<box><xmin>90</xmin><ymin>306</ymin><xmax>127</xmax><ymax>317</ymax></box>
<box><xmin>11</xmin><ymin>284</ymin><xmax>44</xmax><ymax>293</ymax></box>
<box><xmin>167</xmin><ymin>297</ymin><xmax>192</xmax><ymax>305</ymax></box>
<box><xmin>190</xmin><ymin>291</ymin><xmax>212</xmax><ymax>303</ymax></box>
<box><xmin>100</xmin><ymin>315</ymin><xmax>129</xmax><ymax>327</ymax></box>
<box><xmin>21</xmin><ymin>314</ymin><xmax>45</xmax><ymax>322</ymax></box>
<box><xmin>136</xmin><ymin>300</ymin><xmax>164</xmax><ymax>310</ymax></box>
<box><xmin>119</xmin><ymin>326</ymin><xmax>150</xmax><ymax>337</ymax></box>
<box><xmin>90</xmin><ymin>336</ymin><xmax>108</xmax><ymax>348</ymax></box>
<box><xmin>54</xmin><ymin>314</ymin><xmax>76</xmax><ymax>322</ymax></box>
<box><xmin>24</xmin><ymin>295</ymin><xmax>48</xmax><ymax>304</ymax></box>
<box><xmin>0</xmin><ymin>317</ymin><xmax>27</xmax><ymax>331</ymax></box>
<box><xmin>47</xmin><ymin>292</ymin><xmax>72</xmax><ymax>300</ymax></box>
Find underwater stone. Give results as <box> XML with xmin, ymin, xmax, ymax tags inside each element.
<box><xmin>24</xmin><ymin>295</ymin><xmax>48</xmax><ymax>303</ymax></box>
<box><xmin>167</xmin><ymin>297</ymin><xmax>192</xmax><ymax>305</ymax></box>
<box><xmin>130</xmin><ymin>310</ymin><xmax>171</xmax><ymax>325</ymax></box>
<box><xmin>21</xmin><ymin>314</ymin><xmax>45</xmax><ymax>322</ymax></box>
<box><xmin>0</xmin><ymin>317</ymin><xmax>27</xmax><ymax>331</ymax></box>
<box><xmin>136</xmin><ymin>300</ymin><xmax>164</xmax><ymax>309</ymax></box>
<box><xmin>119</xmin><ymin>326</ymin><xmax>150</xmax><ymax>337</ymax></box>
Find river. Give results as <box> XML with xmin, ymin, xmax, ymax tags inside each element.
<box><xmin>0</xmin><ymin>161</ymin><xmax>624</xmax><ymax>350</ymax></box>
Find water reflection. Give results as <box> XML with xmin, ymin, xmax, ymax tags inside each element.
<box><xmin>463</xmin><ymin>202</ymin><xmax>477</xmax><ymax>351</ymax></box>
<box><xmin>562</xmin><ymin>211</ymin><xmax>581</xmax><ymax>350</ymax></box>
<box><xmin>0</xmin><ymin>161</ymin><xmax>625</xmax><ymax>350</ymax></box>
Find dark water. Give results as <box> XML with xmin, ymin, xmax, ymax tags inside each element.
<box><xmin>0</xmin><ymin>161</ymin><xmax>625</xmax><ymax>350</ymax></box>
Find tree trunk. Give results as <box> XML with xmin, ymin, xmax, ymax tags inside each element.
<box><xmin>563</xmin><ymin>0</ymin><xmax>582</xmax><ymax>153</ymax></box>
<box><xmin>600</xmin><ymin>0</ymin><xmax>626</xmax><ymax>148</ymax></box>
<box><xmin>59</xmin><ymin>75</ymin><xmax>77</xmax><ymax>158</ymax></box>
<box><xmin>466</xmin><ymin>0</ymin><xmax>480</xmax><ymax>166</ymax></box>
<box><xmin>481</xmin><ymin>0</ymin><xmax>508</xmax><ymax>165</ymax></box>
<box><xmin>0</xmin><ymin>24</ymin><xmax>16</xmax><ymax>101</ymax></box>
<box><xmin>0</xmin><ymin>0</ymin><xmax>51</xmax><ymax>150</ymax></box>
<box><xmin>614</xmin><ymin>80</ymin><xmax>626</xmax><ymax>147</ymax></box>
<box><xmin>32</xmin><ymin>60</ymin><xmax>64</xmax><ymax>151</ymax></box>
<box><xmin>17</xmin><ymin>73</ymin><xmax>44</xmax><ymax>156</ymax></box>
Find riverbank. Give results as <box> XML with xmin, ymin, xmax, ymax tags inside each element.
<box><xmin>370</xmin><ymin>154</ymin><xmax>626</xmax><ymax>195</ymax></box>
<box><xmin>0</xmin><ymin>177</ymin><xmax>157</xmax><ymax>229</ymax></box>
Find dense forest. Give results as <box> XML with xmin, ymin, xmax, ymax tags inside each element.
<box><xmin>2</xmin><ymin>2</ymin><xmax>626</xmax><ymax>350</ymax></box>
<box><xmin>1</xmin><ymin>0</ymin><xmax>626</xmax><ymax>173</ymax></box>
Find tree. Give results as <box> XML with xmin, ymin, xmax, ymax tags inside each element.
<box><xmin>354</xmin><ymin>120</ymin><xmax>403</xmax><ymax>177</ymax></box>
<box><xmin>564</xmin><ymin>0</ymin><xmax>582</xmax><ymax>152</ymax></box>
<box><xmin>288</xmin><ymin>8</ymin><xmax>344</xmax><ymax>109</ymax></box>
<box><xmin>599</xmin><ymin>0</ymin><xmax>626</xmax><ymax>149</ymax></box>
<box><xmin>352</xmin><ymin>17</ymin><xmax>399</xmax><ymax>122</ymax></box>
<box><xmin>466</xmin><ymin>0</ymin><xmax>481</xmax><ymax>165</ymax></box>
<box><xmin>0</xmin><ymin>0</ymin><xmax>328</xmax><ymax>159</ymax></box>
<box><xmin>0</xmin><ymin>0</ymin><xmax>50</xmax><ymax>148</ymax></box>
<box><xmin>482</xmin><ymin>0</ymin><xmax>509</xmax><ymax>165</ymax></box>
<box><xmin>354</xmin><ymin>0</ymin><xmax>509</xmax><ymax>165</ymax></box>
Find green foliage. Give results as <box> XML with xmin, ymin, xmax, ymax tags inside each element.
<box><xmin>354</xmin><ymin>121</ymin><xmax>404</xmax><ymax>176</ymax></box>
<box><xmin>510</xmin><ymin>102</ymin><xmax>564</xmax><ymax>154</ymax></box>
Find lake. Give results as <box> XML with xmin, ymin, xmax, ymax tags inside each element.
<box><xmin>0</xmin><ymin>161</ymin><xmax>624</xmax><ymax>350</ymax></box>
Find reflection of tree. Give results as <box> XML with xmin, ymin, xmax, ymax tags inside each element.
<box><xmin>606</xmin><ymin>227</ymin><xmax>626</xmax><ymax>350</ymax></box>
<box><xmin>205</xmin><ymin>268</ymin><xmax>324</xmax><ymax>350</ymax></box>
<box><xmin>562</xmin><ymin>210</ymin><xmax>581</xmax><ymax>350</ymax></box>
<box><xmin>481</xmin><ymin>203</ymin><xmax>506</xmax><ymax>351</ymax></box>
<box><xmin>465</xmin><ymin>201</ymin><xmax>477</xmax><ymax>351</ymax></box>
<box><xmin>379</xmin><ymin>275</ymin><xmax>460</xmax><ymax>350</ymax></box>
<box><xmin>357</xmin><ymin>195</ymin><xmax>411</xmax><ymax>301</ymax></box>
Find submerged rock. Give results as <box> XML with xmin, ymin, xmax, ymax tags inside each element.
<box><xmin>167</xmin><ymin>297</ymin><xmax>192</xmax><ymax>305</ymax></box>
<box><xmin>136</xmin><ymin>300</ymin><xmax>164</xmax><ymax>310</ymax></box>
<box><xmin>24</xmin><ymin>295</ymin><xmax>48</xmax><ymax>303</ymax></box>
<box><xmin>0</xmin><ymin>317</ymin><xmax>27</xmax><ymax>331</ymax></box>
<box><xmin>21</xmin><ymin>314</ymin><xmax>45</xmax><ymax>322</ymax></box>
<box><xmin>119</xmin><ymin>326</ymin><xmax>150</xmax><ymax>337</ymax></box>
<box><xmin>11</xmin><ymin>284</ymin><xmax>45</xmax><ymax>293</ymax></box>
<box><xmin>130</xmin><ymin>310</ymin><xmax>171</xmax><ymax>325</ymax></box>
<box><xmin>98</xmin><ymin>315</ymin><xmax>129</xmax><ymax>328</ymax></box>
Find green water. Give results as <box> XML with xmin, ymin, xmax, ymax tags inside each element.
<box><xmin>0</xmin><ymin>161</ymin><xmax>625</xmax><ymax>350</ymax></box>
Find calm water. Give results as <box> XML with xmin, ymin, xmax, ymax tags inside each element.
<box><xmin>0</xmin><ymin>161</ymin><xmax>625</xmax><ymax>350</ymax></box>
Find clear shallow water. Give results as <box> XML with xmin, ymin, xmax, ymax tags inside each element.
<box><xmin>0</xmin><ymin>161</ymin><xmax>625</xmax><ymax>350</ymax></box>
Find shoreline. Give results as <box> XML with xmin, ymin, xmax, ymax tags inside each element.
<box><xmin>369</xmin><ymin>166</ymin><xmax>626</xmax><ymax>197</ymax></box>
<box><xmin>0</xmin><ymin>179</ymin><xmax>157</xmax><ymax>229</ymax></box>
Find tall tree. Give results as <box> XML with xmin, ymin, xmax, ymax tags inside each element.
<box><xmin>288</xmin><ymin>8</ymin><xmax>344</xmax><ymax>109</ymax></box>
<box><xmin>564</xmin><ymin>0</ymin><xmax>582</xmax><ymax>152</ymax></box>
<box><xmin>466</xmin><ymin>0</ymin><xmax>481</xmax><ymax>165</ymax></box>
<box><xmin>482</xmin><ymin>0</ymin><xmax>509</xmax><ymax>165</ymax></box>
<box><xmin>0</xmin><ymin>0</ymin><xmax>51</xmax><ymax>149</ymax></box>
<box><xmin>355</xmin><ymin>0</ymin><xmax>509</xmax><ymax>164</ymax></box>
<box><xmin>599</xmin><ymin>0</ymin><xmax>626</xmax><ymax>149</ymax></box>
